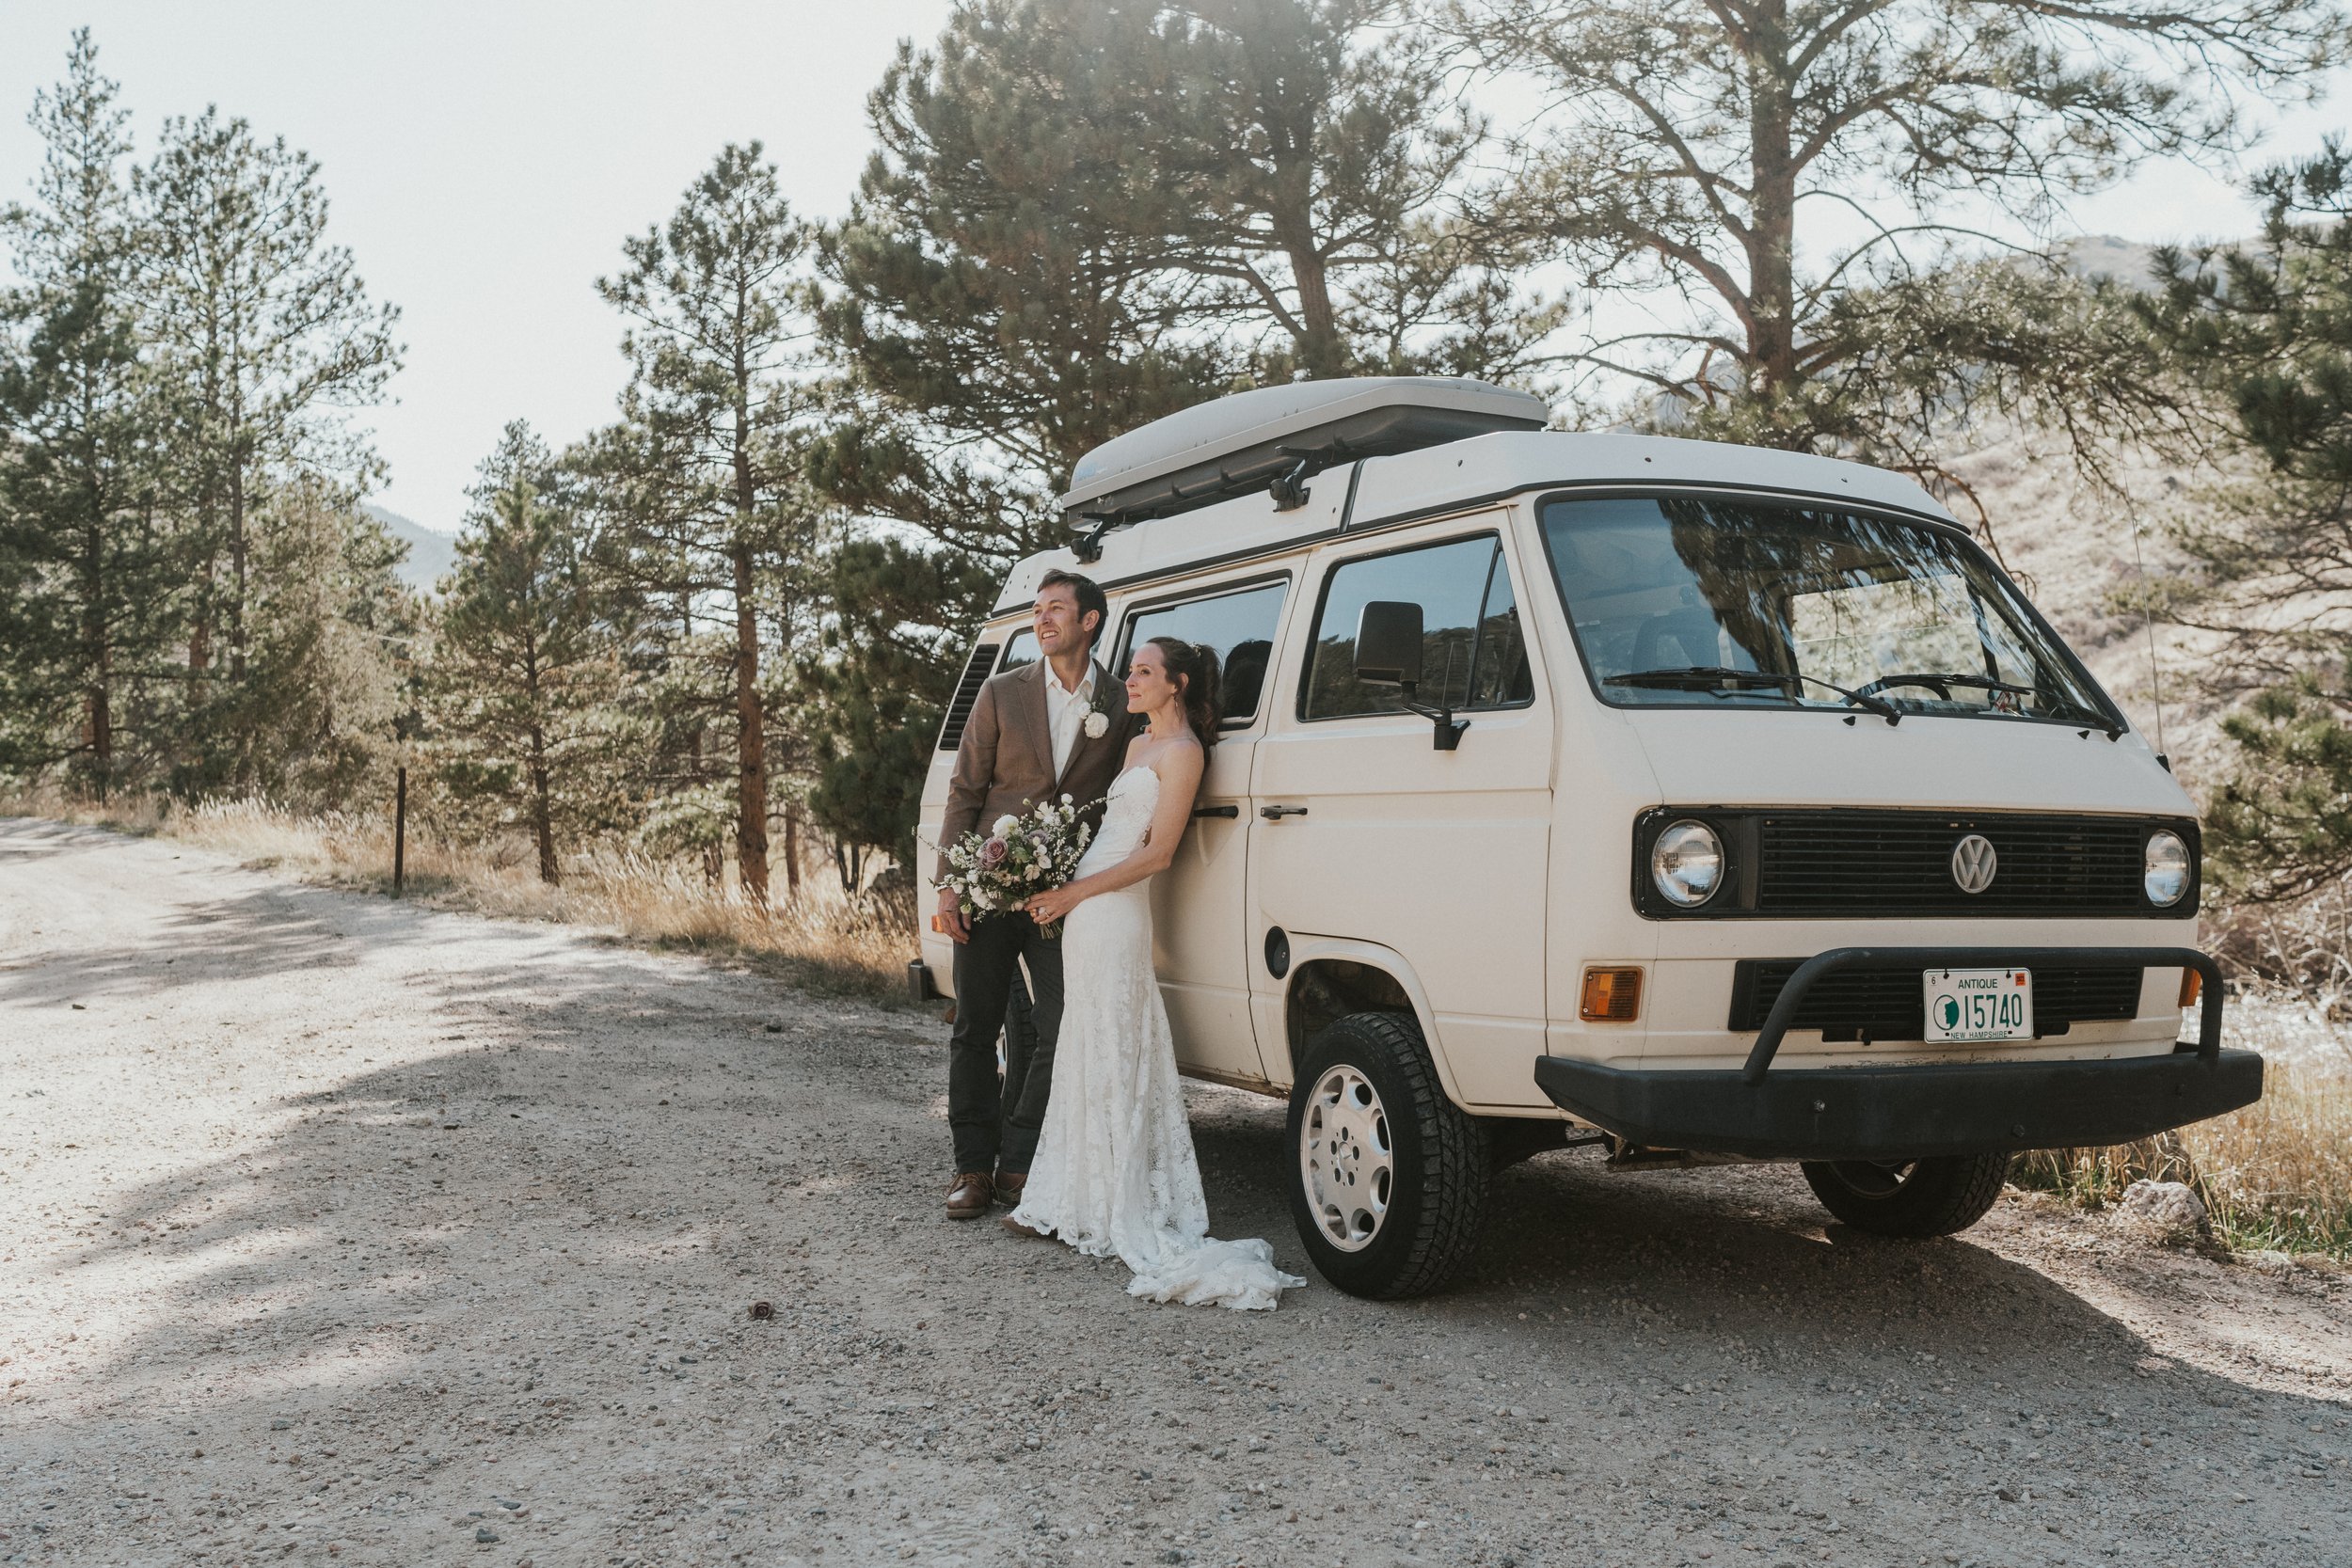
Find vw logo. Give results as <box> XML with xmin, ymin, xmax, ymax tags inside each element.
<box><xmin>1950</xmin><ymin>833</ymin><xmax>1998</xmax><ymax>895</ymax></box>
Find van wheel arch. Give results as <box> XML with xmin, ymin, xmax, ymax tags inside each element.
<box><xmin>1283</xmin><ymin>956</ymin><xmax>1426</xmax><ymax>1084</ymax></box>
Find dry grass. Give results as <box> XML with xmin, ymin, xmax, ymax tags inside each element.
<box><xmin>0</xmin><ymin>788</ymin><xmax>915</xmax><ymax>1003</ymax></box>
<box><xmin>2013</xmin><ymin>1054</ymin><xmax>2352</xmax><ymax>1260</ymax></box>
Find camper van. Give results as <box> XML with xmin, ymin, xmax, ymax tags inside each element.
<box><xmin>911</xmin><ymin>376</ymin><xmax>2262</xmax><ymax>1300</ymax></box>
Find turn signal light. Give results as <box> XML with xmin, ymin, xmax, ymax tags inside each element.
<box><xmin>2178</xmin><ymin>968</ymin><xmax>2202</xmax><ymax>1008</ymax></box>
<box><xmin>929</xmin><ymin>913</ymin><xmax>951</xmax><ymax>935</ymax></box>
<box><xmin>1581</xmin><ymin>966</ymin><xmax>1644</xmax><ymax>1022</ymax></box>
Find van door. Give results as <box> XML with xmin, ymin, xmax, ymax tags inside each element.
<box><xmin>1111</xmin><ymin>576</ymin><xmax>1294</xmax><ymax>1087</ymax></box>
<box><xmin>1247</xmin><ymin>520</ymin><xmax>1554</xmax><ymax>1106</ymax></box>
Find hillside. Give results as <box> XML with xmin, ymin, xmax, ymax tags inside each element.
<box><xmin>364</xmin><ymin>503</ymin><xmax>456</xmax><ymax>596</ymax></box>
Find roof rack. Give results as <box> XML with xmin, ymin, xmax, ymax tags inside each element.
<box><xmin>1057</xmin><ymin>376</ymin><xmax>1551</xmax><ymax>531</ymax></box>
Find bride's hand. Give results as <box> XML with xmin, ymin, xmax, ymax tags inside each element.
<box><xmin>1025</xmin><ymin>883</ymin><xmax>1082</xmax><ymax>926</ymax></box>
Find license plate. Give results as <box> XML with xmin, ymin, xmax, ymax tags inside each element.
<box><xmin>1923</xmin><ymin>967</ymin><xmax>2034</xmax><ymax>1043</ymax></box>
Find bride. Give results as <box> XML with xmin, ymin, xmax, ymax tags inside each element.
<box><xmin>1007</xmin><ymin>636</ymin><xmax>1305</xmax><ymax>1311</ymax></box>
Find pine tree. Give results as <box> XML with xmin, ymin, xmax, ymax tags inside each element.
<box><xmin>0</xmin><ymin>32</ymin><xmax>173</xmax><ymax>794</ymax></box>
<box><xmin>1152</xmin><ymin>0</ymin><xmax>1554</xmax><ymax>381</ymax></box>
<box><xmin>816</xmin><ymin>1</ymin><xmax>1240</xmax><ymax>570</ymax></box>
<box><xmin>135</xmin><ymin>105</ymin><xmax>402</xmax><ymax>790</ymax></box>
<box><xmin>1441</xmin><ymin>0</ymin><xmax>2349</xmax><ymax>493</ymax></box>
<box><xmin>803</xmin><ymin>539</ymin><xmax>1000</xmax><ymax>879</ymax></box>
<box><xmin>2134</xmin><ymin>146</ymin><xmax>2352</xmax><ymax>901</ymax></box>
<box><xmin>427</xmin><ymin>422</ymin><xmax>622</xmax><ymax>885</ymax></box>
<box><xmin>595</xmin><ymin>144</ymin><xmax>820</xmax><ymax>902</ymax></box>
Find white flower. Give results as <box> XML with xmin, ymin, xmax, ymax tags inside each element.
<box><xmin>1083</xmin><ymin>711</ymin><xmax>1109</xmax><ymax>739</ymax></box>
<box><xmin>992</xmin><ymin>814</ymin><xmax>1020</xmax><ymax>837</ymax></box>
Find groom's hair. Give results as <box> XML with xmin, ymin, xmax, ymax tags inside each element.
<box><xmin>1038</xmin><ymin>568</ymin><xmax>1107</xmax><ymax>649</ymax></box>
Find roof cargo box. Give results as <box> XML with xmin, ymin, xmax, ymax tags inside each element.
<box><xmin>1058</xmin><ymin>375</ymin><xmax>1550</xmax><ymax>527</ymax></box>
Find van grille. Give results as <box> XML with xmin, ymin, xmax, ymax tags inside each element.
<box><xmin>935</xmin><ymin>641</ymin><xmax>999</xmax><ymax>752</ymax></box>
<box><xmin>1632</xmin><ymin>808</ymin><xmax>2200</xmax><ymax>918</ymax></box>
<box><xmin>1726</xmin><ymin>958</ymin><xmax>2145</xmax><ymax>1041</ymax></box>
<box><xmin>1758</xmin><ymin>811</ymin><xmax>2160</xmax><ymax>916</ymax></box>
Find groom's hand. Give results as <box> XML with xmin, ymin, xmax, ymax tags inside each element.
<box><xmin>937</xmin><ymin>887</ymin><xmax>970</xmax><ymax>943</ymax></box>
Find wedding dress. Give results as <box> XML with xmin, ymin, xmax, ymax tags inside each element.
<box><xmin>1009</xmin><ymin>764</ymin><xmax>1306</xmax><ymax>1311</ymax></box>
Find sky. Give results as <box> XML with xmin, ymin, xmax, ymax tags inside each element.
<box><xmin>0</xmin><ymin>2</ymin><xmax>2344</xmax><ymax>536</ymax></box>
<box><xmin>0</xmin><ymin>0</ymin><xmax>958</xmax><ymax>533</ymax></box>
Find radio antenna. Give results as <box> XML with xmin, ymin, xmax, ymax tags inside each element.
<box><xmin>2129</xmin><ymin>512</ymin><xmax>2171</xmax><ymax>768</ymax></box>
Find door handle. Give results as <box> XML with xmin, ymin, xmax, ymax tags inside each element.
<box><xmin>1259</xmin><ymin>804</ymin><xmax>1309</xmax><ymax>819</ymax></box>
<box><xmin>1191</xmin><ymin>804</ymin><xmax>1240</xmax><ymax>819</ymax></box>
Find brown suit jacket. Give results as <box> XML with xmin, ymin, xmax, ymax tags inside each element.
<box><xmin>936</xmin><ymin>657</ymin><xmax>1139</xmax><ymax>882</ymax></box>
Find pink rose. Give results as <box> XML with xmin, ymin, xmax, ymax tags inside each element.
<box><xmin>979</xmin><ymin>837</ymin><xmax>1009</xmax><ymax>867</ymax></box>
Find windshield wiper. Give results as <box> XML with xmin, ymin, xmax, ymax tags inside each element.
<box><xmin>1605</xmin><ymin>666</ymin><xmax>1901</xmax><ymax>725</ymax></box>
<box><xmin>1861</xmin><ymin>671</ymin><xmax>2035</xmax><ymax>699</ymax></box>
<box><xmin>2039</xmin><ymin>696</ymin><xmax>2128</xmax><ymax>739</ymax></box>
<box><xmin>1865</xmin><ymin>671</ymin><xmax>2127</xmax><ymax>737</ymax></box>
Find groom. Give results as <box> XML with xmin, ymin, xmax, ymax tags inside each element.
<box><xmin>936</xmin><ymin>569</ymin><xmax>1137</xmax><ymax>1220</ymax></box>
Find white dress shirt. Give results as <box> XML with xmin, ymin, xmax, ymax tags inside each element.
<box><xmin>1042</xmin><ymin>660</ymin><xmax>1095</xmax><ymax>782</ymax></box>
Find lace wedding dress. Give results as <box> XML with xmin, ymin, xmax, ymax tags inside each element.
<box><xmin>1010</xmin><ymin>765</ymin><xmax>1305</xmax><ymax>1311</ymax></box>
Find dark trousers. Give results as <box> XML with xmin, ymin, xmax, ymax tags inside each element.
<box><xmin>948</xmin><ymin>911</ymin><xmax>1065</xmax><ymax>1175</ymax></box>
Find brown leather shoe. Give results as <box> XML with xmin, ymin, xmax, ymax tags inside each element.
<box><xmin>993</xmin><ymin>1169</ymin><xmax>1027</xmax><ymax>1207</ymax></box>
<box><xmin>1000</xmin><ymin>1212</ymin><xmax>1049</xmax><ymax>1239</ymax></box>
<box><xmin>946</xmin><ymin>1171</ymin><xmax>993</xmax><ymax>1220</ymax></box>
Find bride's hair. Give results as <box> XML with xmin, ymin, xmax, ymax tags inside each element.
<box><xmin>1147</xmin><ymin>636</ymin><xmax>1222</xmax><ymax>752</ymax></box>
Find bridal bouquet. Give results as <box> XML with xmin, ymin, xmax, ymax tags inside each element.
<box><xmin>939</xmin><ymin>795</ymin><xmax>1095</xmax><ymax>934</ymax></box>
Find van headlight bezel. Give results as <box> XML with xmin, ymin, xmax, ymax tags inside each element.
<box><xmin>1649</xmin><ymin>818</ymin><xmax>1725</xmax><ymax>908</ymax></box>
<box><xmin>2143</xmin><ymin>829</ymin><xmax>2191</xmax><ymax>908</ymax></box>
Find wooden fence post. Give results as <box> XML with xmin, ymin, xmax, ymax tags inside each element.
<box><xmin>393</xmin><ymin>766</ymin><xmax>407</xmax><ymax>896</ymax></box>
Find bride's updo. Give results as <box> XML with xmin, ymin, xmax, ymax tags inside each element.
<box><xmin>1147</xmin><ymin>636</ymin><xmax>1222</xmax><ymax>752</ymax></box>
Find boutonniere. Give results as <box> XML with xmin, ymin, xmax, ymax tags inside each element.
<box><xmin>1082</xmin><ymin>680</ymin><xmax>1114</xmax><ymax>738</ymax></box>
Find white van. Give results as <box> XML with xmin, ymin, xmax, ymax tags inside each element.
<box><xmin>911</xmin><ymin>376</ymin><xmax>2261</xmax><ymax>1299</ymax></box>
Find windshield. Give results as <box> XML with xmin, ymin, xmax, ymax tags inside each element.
<box><xmin>1537</xmin><ymin>494</ymin><xmax>2118</xmax><ymax>727</ymax></box>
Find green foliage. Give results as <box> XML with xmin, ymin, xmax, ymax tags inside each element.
<box><xmin>817</xmin><ymin>0</ymin><xmax>1238</xmax><ymax>564</ymax></box>
<box><xmin>592</xmin><ymin>142</ymin><xmax>825</xmax><ymax>899</ymax></box>
<box><xmin>427</xmin><ymin>423</ymin><xmax>628</xmax><ymax>883</ymax></box>
<box><xmin>2205</xmin><ymin>672</ymin><xmax>2352</xmax><ymax>902</ymax></box>
<box><xmin>136</xmin><ymin>95</ymin><xmax>403</xmax><ymax>792</ymax></box>
<box><xmin>2136</xmin><ymin>144</ymin><xmax>2352</xmax><ymax>671</ymax></box>
<box><xmin>0</xmin><ymin>32</ymin><xmax>169</xmax><ymax>793</ymax></box>
<box><xmin>1445</xmin><ymin>0</ymin><xmax>2347</xmax><ymax>480</ymax></box>
<box><xmin>802</xmin><ymin>539</ymin><xmax>999</xmax><ymax>874</ymax></box>
<box><xmin>814</xmin><ymin>0</ymin><xmax>1551</xmax><ymax>570</ymax></box>
<box><xmin>2130</xmin><ymin>145</ymin><xmax>2352</xmax><ymax>900</ymax></box>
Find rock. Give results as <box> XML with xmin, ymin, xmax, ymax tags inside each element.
<box><xmin>2116</xmin><ymin>1180</ymin><xmax>2209</xmax><ymax>1244</ymax></box>
<box><xmin>474</xmin><ymin>1526</ymin><xmax>500</xmax><ymax>1544</ymax></box>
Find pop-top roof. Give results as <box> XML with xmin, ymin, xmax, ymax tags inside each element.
<box><xmin>1058</xmin><ymin>375</ymin><xmax>1551</xmax><ymax>526</ymax></box>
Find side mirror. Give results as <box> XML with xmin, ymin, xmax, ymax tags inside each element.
<box><xmin>1354</xmin><ymin>600</ymin><xmax>1424</xmax><ymax>689</ymax></box>
<box><xmin>1352</xmin><ymin>598</ymin><xmax>1468</xmax><ymax>752</ymax></box>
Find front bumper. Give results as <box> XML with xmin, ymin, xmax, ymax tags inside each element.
<box><xmin>1534</xmin><ymin>943</ymin><xmax>2260</xmax><ymax>1160</ymax></box>
<box><xmin>1534</xmin><ymin>1047</ymin><xmax>2264</xmax><ymax>1161</ymax></box>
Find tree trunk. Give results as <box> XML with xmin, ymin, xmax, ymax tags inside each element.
<box><xmin>528</xmin><ymin>719</ymin><xmax>558</xmax><ymax>885</ymax></box>
<box><xmin>227</xmin><ymin>460</ymin><xmax>247</xmax><ymax>682</ymax></box>
<box><xmin>1743</xmin><ymin>0</ymin><xmax>1800</xmax><ymax>406</ymax></box>
<box><xmin>82</xmin><ymin>520</ymin><xmax>111</xmax><ymax>799</ymax></box>
<box><xmin>1269</xmin><ymin>135</ymin><xmax>1343</xmax><ymax>378</ymax></box>
<box><xmin>731</xmin><ymin>538</ymin><xmax>771</xmax><ymax>904</ymax></box>
<box><xmin>782</xmin><ymin>789</ymin><xmax>802</xmax><ymax>898</ymax></box>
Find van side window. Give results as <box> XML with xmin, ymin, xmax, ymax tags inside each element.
<box><xmin>1115</xmin><ymin>579</ymin><xmax>1288</xmax><ymax>723</ymax></box>
<box><xmin>998</xmin><ymin>628</ymin><xmax>1038</xmax><ymax>672</ymax></box>
<box><xmin>936</xmin><ymin>639</ymin><xmax>1002</xmax><ymax>752</ymax></box>
<box><xmin>1303</xmin><ymin>535</ymin><xmax>1531</xmax><ymax>720</ymax></box>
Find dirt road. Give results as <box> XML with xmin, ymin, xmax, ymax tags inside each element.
<box><xmin>2</xmin><ymin>817</ymin><xmax>2347</xmax><ymax>1568</ymax></box>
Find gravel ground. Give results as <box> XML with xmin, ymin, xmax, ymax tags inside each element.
<box><xmin>3</xmin><ymin>816</ymin><xmax>2349</xmax><ymax>1568</ymax></box>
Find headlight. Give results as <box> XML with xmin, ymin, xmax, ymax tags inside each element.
<box><xmin>2144</xmin><ymin>830</ymin><xmax>2191</xmax><ymax>907</ymax></box>
<box><xmin>1650</xmin><ymin>820</ymin><xmax>1724</xmax><ymax>907</ymax></box>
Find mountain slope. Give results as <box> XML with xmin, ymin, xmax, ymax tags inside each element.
<box><xmin>364</xmin><ymin>504</ymin><xmax>457</xmax><ymax>596</ymax></box>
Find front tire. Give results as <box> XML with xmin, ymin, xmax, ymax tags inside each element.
<box><xmin>1800</xmin><ymin>1152</ymin><xmax>2010</xmax><ymax>1238</ymax></box>
<box><xmin>1286</xmin><ymin>1011</ymin><xmax>1489</xmax><ymax>1299</ymax></box>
